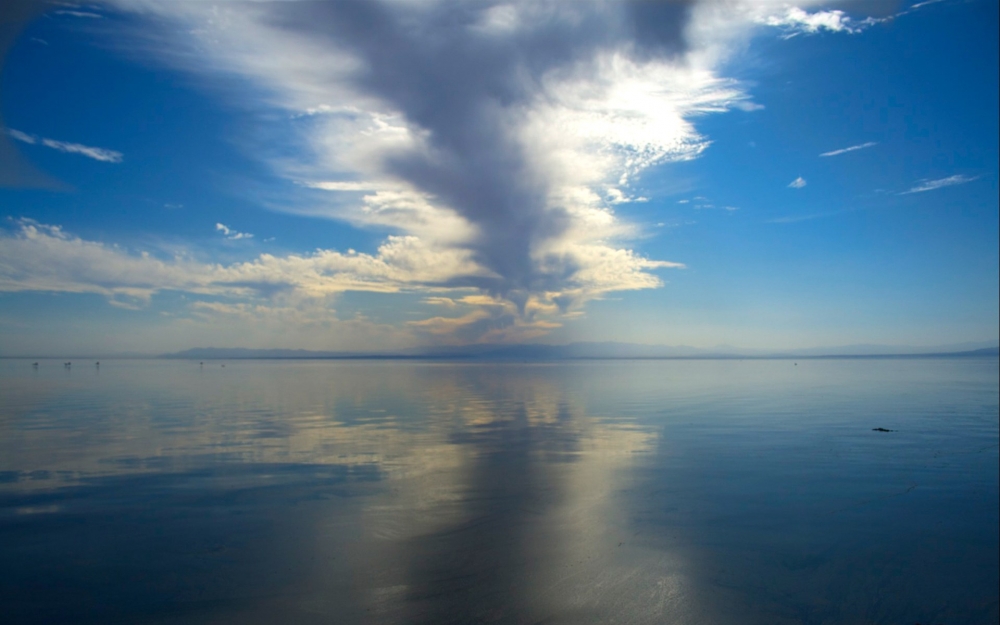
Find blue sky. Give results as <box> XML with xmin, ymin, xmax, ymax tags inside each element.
<box><xmin>0</xmin><ymin>0</ymin><xmax>996</xmax><ymax>355</ymax></box>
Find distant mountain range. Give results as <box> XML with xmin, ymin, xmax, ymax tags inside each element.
<box><xmin>159</xmin><ymin>342</ymin><xmax>1000</xmax><ymax>360</ymax></box>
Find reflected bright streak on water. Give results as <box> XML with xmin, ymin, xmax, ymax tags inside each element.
<box><xmin>0</xmin><ymin>358</ymin><xmax>997</xmax><ymax>624</ymax></box>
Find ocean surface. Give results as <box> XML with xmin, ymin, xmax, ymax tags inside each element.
<box><xmin>1</xmin><ymin>357</ymin><xmax>997</xmax><ymax>624</ymax></box>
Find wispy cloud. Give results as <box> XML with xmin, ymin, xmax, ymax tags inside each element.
<box><xmin>8</xmin><ymin>129</ymin><xmax>122</xmax><ymax>163</ymax></box>
<box><xmin>909</xmin><ymin>0</ymin><xmax>945</xmax><ymax>11</ymax></box>
<box><xmin>768</xmin><ymin>209</ymin><xmax>847</xmax><ymax>224</ymax></box>
<box><xmin>422</xmin><ymin>296</ymin><xmax>458</xmax><ymax>308</ymax></box>
<box><xmin>758</xmin><ymin>8</ymin><xmax>875</xmax><ymax>36</ymax></box>
<box><xmin>678</xmin><ymin>192</ymin><xmax>740</xmax><ymax>212</ymax></box>
<box><xmin>53</xmin><ymin>10</ymin><xmax>103</xmax><ymax>18</ymax></box>
<box><xmin>758</xmin><ymin>2</ymin><xmax>944</xmax><ymax>39</ymax></box>
<box><xmin>7</xmin><ymin>129</ymin><xmax>36</xmax><ymax>144</ymax></box>
<box><xmin>820</xmin><ymin>141</ymin><xmax>878</xmax><ymax>157</ymax></box>
<box><xmin>788</xmin><ymin>176</ymin><xmax>807</xmax><ymax>189</ymax></box>
<box><xmin>40</xmin><ymin>139</ymin><xmax>122</xmax><ymax>163</ymax></box>
<box><xmin>900</xmin><ymin>174</ymin><xmax>979</xmax><ymax>195</ymax></box>
<box><xmin>215</xmin><ymin>223</ymin><xmax>253</xmax><ymax>241</ymax></box>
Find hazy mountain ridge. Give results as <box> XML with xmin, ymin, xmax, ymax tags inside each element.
<box><xmin>160</xmin><ymin>342</ymin><xmax>1000</xmax><ymax>360</ymax></box>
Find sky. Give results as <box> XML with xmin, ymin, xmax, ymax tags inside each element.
<box><xmin>0</xmin><ymin>0</ymin><xmax>997</xmax><ymax>355</ymax></box>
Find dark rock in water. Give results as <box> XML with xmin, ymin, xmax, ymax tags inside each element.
<box><xmin>872</xmin><ymin>427</ymin><xmax>895</xmax><ymax>432</ymax></box>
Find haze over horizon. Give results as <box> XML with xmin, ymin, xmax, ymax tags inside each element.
<box><xmin>1</xmin><ymin>0</ymin><xmax>997</xmax><ymax>355</ymax></box>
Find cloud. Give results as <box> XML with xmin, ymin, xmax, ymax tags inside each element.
<box><xmin>1</xmin><ymin>218</ymin><xmax>689</xmax><ymax>343</ymax></box>
<box><xmin>758</xmin><ymin>1</ymin><xmax>947</xmax><ymax>40</ymax></box>
<box><xmin>90</xmin><ymin>0</ymin><xmax>895</xmax><ymax>340</ymax></box>
<box><xmin>732</xmin><ymin>100</ymin><xmax>765</xmax><ymax>111</ymax></box>
<box><xmin>215</xmin><ymin>223</ymin><xmax>253</xmax><ymax>240</ymax></box>
<box><xmin>758</xmin><ymin>7</ymin><xmax>884</xmax><ymax>37</ymax></box>
<box><xmin>900</xmin><ymin>174</ymin><xmax>980</xmax><ymax>195</ymax></box>
<box><xmin>768</xmin><ymin>209</ymin><xmax>846</xmax><ymax>224</ymax></box>
<box><xmin>100</xmin><ymin>1</ymin><xmax>771</xmax><ymax>316</ymax></box>
<box><xmin>685</xmin><ymin>195</ymin><xmax>737</xmax><ymax>212</ymax></box>
<box><xmin>422</xmin><ymin>296</ymin><xmax>459</xmax><ymax>308</ymax></box>
<box><xmin>788</xmin><ymin>176</ymin><xmax>807</xmax><ymax>188</ymax></box>
<box><xmin>53</xmin><ymin>10</ymin><xmax>103</xmax><ymax>18</ymax></box>
<box><xmin>909</xmin><ymin>0</ymin><xmax>944</xmax><ymax>9</ymax></box>
<box><xmin>0</xmin><ymin>218</ymin><xmax>480</xmax><ymax>301</ymax></box>
<box><xmin>820</xmin><ymin>141</ymin><xmax>878</xmax><ymax>157</ymax></box>
<box><xmin>7</xmin><ymin>129</ymin><xmax>36</xmax><ymax>144</ymax></box>
<box><xmin>40</xmin><ymin>139</ymin><xmax>123</xmax><ymax>163</ymax></box>
<box><xmin>411</xmin><ymin>312</ymin><xmax>560</xmax><ymax>345</ymax></box>
<box><xmin>8</xmin><ymin>129</ymin><xmax>122</xmax><ymax>162</ymax></box>
<box><xmin>0</xmin><ymin>218</ymin><xmax>677</xmax><ymax>345</ymax></box>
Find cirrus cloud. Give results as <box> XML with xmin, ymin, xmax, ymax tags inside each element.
<box><xmin>7</xmin><ymin>128</ymin><xmax>123</xmax><ymax>163</ymax></box>
<box><xmin>900</xmin><ymin>174</ymin><xmax>980</xmax><ymax>195</ymax></box>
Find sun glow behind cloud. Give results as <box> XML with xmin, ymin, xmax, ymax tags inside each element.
<box><xmin>103</xmin><ymin>0</ymin><xmax>775</xmax><ymax>337</ymax></box>
<box><xmin>3</xmin><ymin>0</ymin><xmax>950</xmax><ymax>349</ymax></box>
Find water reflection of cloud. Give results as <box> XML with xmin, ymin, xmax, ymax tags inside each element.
<box><xmin>1</xmin><ymin>361</ymin><xmax>694</xmax><ymax>622</ymax></box>
<box><xmin>331</xmin><ymin>365</ymin><xmax>696</xmax><ymax>623</ymax></box>
<box><xmin>4</xmin><ymin>360</ymin><xmax>995</xmax><ymax>623</ymax></box>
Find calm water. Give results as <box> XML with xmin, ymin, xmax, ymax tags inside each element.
<box><xmin>1</xmin><ymin>358</ymin><xmax>997</xmax><ymax>624</ymax></box>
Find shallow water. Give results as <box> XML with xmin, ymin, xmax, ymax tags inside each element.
<box><xmin>1</xmin><ymin>358</ymin><xmax>997</xmax><ymax>624</ymax></box>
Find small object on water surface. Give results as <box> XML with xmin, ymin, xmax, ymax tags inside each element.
<box><xmin>872</xmin><ymin>427</ymin><xmax>895</xmax><ymax>432</ymax></box>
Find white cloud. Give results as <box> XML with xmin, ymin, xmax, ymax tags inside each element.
<box><xmin>8</xmin><ymin>129</ymin><xmax>122</xmax><ymax>162</ymax></box>
<box><xmin>761</xmin><ymin>8</ymin><xmax>855</xmax><ymax>33</ymax></box>
<box><xmin>7</xmin><ymin>129</ymin><xmax>36</xmax><ymax>144</ymax></box>
<box><xmin>40</xmin><ymin>139</ymin><xmax>123</xmax><ymax>163</ymax></box>
<box><xmin>768</xmin><ymin>209</ymin><xmax>846</xmax><ymax>224</ymax></box>
<box><xmin>757</xmin><ymin>1</ymin><xmax>948</xmax><ymax>39</ymax></box>
<box><xmin>820</xmin><ymin>141</ymin><xmax>878</xmax><ymax>157</ymax></box>
<box><xmin>92</xmin><ymin>0</ymin><xmax>887</xmax><ymax>340</ymax></box>
<box><xmin>0</xmin><ymin>219</ymin><xmax>482</xmax><ymax>301</ymax></box>
<box><xmin>758</xmin><ymin>7</ymin><xmax>880</xmax><ymax>37</ymax></box>
<box><xmin>0</xmin><ymin>218</ymin><xmax>684</xmax><ymax>345</ymax></box>
<box><xmin>54</xmin><ymin>10</ymin><xmax>103</xmax><ymax>18</ymax></box>
<box><xmin>306</xmin><ymin>181</ymin><xmax>389</xmax><ymax>192</ymax></box>
<box><xmin>421</xmin><ymin>296</ymin><xmax>459</xmax><ymax>308</ymax></box>
<box><xmin>788</xmin><ymin>176</ymin><xmax>807</xmax><ymax>188</ymax></box>
<box><xmin>99</xmin><ymin>3</ymin><xmax>753</xmax><ymax>306</ymax></box>
<box><xmin>900</xmin><ymin>174</ymin><xmax>979</xmax><ymax>195</ymax></box>
<box><xmin>215</xmin><ymin>223</ymin><xmax>253</xmax><ymax>240</ymax></box>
